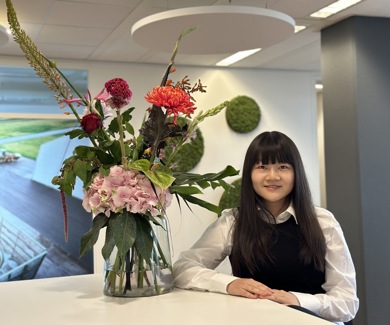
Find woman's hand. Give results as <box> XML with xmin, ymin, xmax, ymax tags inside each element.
<box><xmin>226</xmin><ymin>278</ymin><xmax>274</xmax><ymax>299</ymax></box>
<box><xmin>265</xmin><ymin>289</ymin><xmax>300</xmax><ymax>305</ymax></box>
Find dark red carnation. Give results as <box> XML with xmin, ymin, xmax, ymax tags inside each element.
<box><xmin>80</xmin><ymin>113</ymin><xmax>103</xmax><ymax>134</ymax></box>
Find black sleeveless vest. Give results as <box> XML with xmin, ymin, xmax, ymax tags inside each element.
<box><xmin>229</xmin><ymin>217</ymin><xmax>325</xmax><ymax>294</ymax></box>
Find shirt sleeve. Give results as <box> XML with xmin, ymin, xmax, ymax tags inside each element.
<box><xmin>173</xmin><ymin>210</ymin><xmax>238</xmax><ymax>294</ymax></box>
<box><xmin>291</xmin><ymin>208</ymin><xmax>359</xmax><ymax>323</ymax></box>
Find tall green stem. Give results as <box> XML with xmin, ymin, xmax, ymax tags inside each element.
<box><xmin>116</xmin><ymin>110</ymin><xmax>127</xmax><ymax>167</ymax></box>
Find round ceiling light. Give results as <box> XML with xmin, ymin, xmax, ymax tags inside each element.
<box><xmin>0</xmin><ymin>25</ymin><xmax>10</xmax><ymax>47</ymax></box>
<box><xmin>131</xmin><ymin>6</ymin><xmax>295</xmax><ymax>54</ymax></box>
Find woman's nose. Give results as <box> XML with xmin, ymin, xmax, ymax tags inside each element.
<box><xmin>266</xmin><ymin>167</ymin><xmax>280</xmax><ymax>180</ymax></box>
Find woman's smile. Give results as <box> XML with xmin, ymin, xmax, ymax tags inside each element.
<box><xmin>251</xmin><ymin>162</ymin><xmax>295</xmax><ymax>216</ymax></box>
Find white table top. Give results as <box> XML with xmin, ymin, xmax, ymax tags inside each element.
<box><xmin>0</xmin><ymin>274</ymin><xmax>333</xmax><ymax>324</ymax></box>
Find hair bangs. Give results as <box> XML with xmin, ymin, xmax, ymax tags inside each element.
<box><xmin>257</xmin><ymin>141</ymin><xmax>294</xmax><ymax>165</ymax></box>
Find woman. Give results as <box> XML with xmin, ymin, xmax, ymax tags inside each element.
<box><xmin>173</xmin><ymin>131</ymin><xmax>358</xmax><ymax>324</ymax></box>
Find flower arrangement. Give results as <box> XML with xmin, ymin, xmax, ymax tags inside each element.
<box><xmin>6</xmin><ymin>0</ymin><xmax>238</xmax><ymax>296</ymax></box>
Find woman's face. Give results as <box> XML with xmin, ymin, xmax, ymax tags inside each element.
<box><xmin>251</xmin><ymin>161</ymin><xmax>295</xmax><ymax>214</ymax></box>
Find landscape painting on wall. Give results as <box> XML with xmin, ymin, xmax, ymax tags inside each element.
<box><xmin>0</xmin><ymin>116</ymin><xmax>94</xmax><ymax>281</ymax></box>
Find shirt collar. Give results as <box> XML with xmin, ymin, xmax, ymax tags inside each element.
<box><xmin>274</xmin><ymin>204</ymin><xmax>298</xmax><ymax>225</ymax></box>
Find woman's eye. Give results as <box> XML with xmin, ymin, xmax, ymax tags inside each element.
<box><xmin>280</xmin><ymin>164</ymin><xmax>290</xmax><ymax>170</ymax></box>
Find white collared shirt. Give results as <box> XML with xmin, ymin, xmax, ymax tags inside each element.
<box><xmin>173</xmin><ymin>206</ymin><xmax>359</xmax><ymax>324</ymax></box>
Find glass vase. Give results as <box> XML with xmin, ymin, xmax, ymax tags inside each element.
<box><xmin>103</xmin><ymin>215</ymin><xmax>173</xmax><ymax>297</ymax></box>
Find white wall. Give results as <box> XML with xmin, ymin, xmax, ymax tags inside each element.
<box><xmin>0</xmin><ymin>56</ymin><xmax>321</xmax><ymax>273</ymax></box>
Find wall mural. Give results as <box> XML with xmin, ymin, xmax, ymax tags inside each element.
<box><xmin>0</xmin><ymin>66</ymin><xmax>93</xmax><ymax>281</ymax></box>
<box><xmin>0</xmin><ymin>117</ymin><xmax>94</xmax><ymax>281</ymax></box>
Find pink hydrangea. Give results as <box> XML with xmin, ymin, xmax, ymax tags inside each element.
<box><xmin>82</xmin><ymin>166</ymin><xmax>172</xmax><ymax>217</ymax></box>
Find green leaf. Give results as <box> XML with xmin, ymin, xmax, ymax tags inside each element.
<box><xmin>101</xmin><ymin>220</ymin><xmax>116</xmax><ymax>260</ymax></box>
<box><xmin>65</xmin><ymin>129</ymin><xmax>86</xmax><ymax>139</ymax></box>
<box><xmin>96</xmin><ymin>150</ymin><xmax>116</xmax><ymax>165</ymax></box>
<box><xmin>108</xmin><ymin>116</ymin><xmax>119</xmax><ymax>134</ymax></box>
<box><xmin>107</xmin><ymin>140</ymin><xmax>122</xmax><ymax>162</ymax></box>
<box><xmin>173</xmin><ymin>165</ymin><xmax>239</xmax><ymax>186</ymax></box>
<box><xmin>129</xmin><ymin>160</ymin><xmax>175</xmax><ymax>189</ymax></box>
<box><xmin>177</xmin><ymin>193</ymin><xmax>222</xmax><ymax>215</ymax></box>
<box><xmin>143</xmin><ymin>164</ymin><xmax>175</xmax><ymax>189</ymax></box>
<box><xmin>169</xmin><ymin>185</ymin><xmax>203</xmax><ymax>195</ymax></box>
<box><xmin>99</xmin><ymin>165</ymin><xmax>110</xmax><ymax>176</ymax></box>
<box><xmin>218</xmin><ymin>179</ymin><xmax>231</xmax><ymax>191</ymax></box>
<box><xmin>134</xmin><ymin>216</ymin><xmax>154</xmax><ymax>262</ymax></box>
<box><xmin>94</xmin><ymin>99</ymin><xmax>104</xmax><ymax>117</ymax></box>
<box><xmin>80</xmin><ymin>213</ymin><xmax>108</xmax><ymax>257</ymax></box>
<box><xmin>63</xmin><ymin>168</ymin><xmax>76</xmax><ymax>186</ymax></box>
<box><xmin>73</xmin><ymin>159</ymin><xmax>89</xmax><ymax>183</ymax></box>
<box><xmin>125</xmin><ymin>122</ymin><xmax>135</xmax><ymax>136</ymax></box>
<box><xmin>195</xmin><ymin>180</ymin><xmax>210</xmax><ymax>189</ymax></box>
<box><xmin>96</xmin><ymin>149</ymin><xmax>116</xmax><ymax>165</ymax></box>
<box><xmin>148</xmin><ymin>214</ymin><xmax>166</xmax><ymax>229</ymax></box>
<box><xmin>58</xmin><ymin>179</ymin><xmax>73</xmax><ymax>196</ymax></box>
<box><xmin>74</xmin><ymin>146</ymin><xmax>95</xmax><ymax>159</ymax></box>
<box><xmin>113</xmin><ymin>212</ymin><xmax>137</xmax><ymax>257</ymax></box>
<box><xmin>210</xmin><ymin>181</ymin><xmax>219</xmax><ymax>190</ymax></box>
<box><xmin>128</xmin><ymin>159</ymin><xmax>151</xmax><ymax>172</ymax></box>
<box><xmin>121</xmin><ymin>107</ymin><xmax>135</xmax><ymax>123</ymax></box>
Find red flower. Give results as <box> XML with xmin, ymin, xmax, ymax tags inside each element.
<box><xmin>80</xmin><ymin>113</ymin><xmax>103</xmax><ymax>134</ymax></box>
<box><xmin>104</xmin><ymin>78</ymin><xmax>132</xmax><ymax>109</ymax></box>
<box><xmin>145</xmin><ymin>86</ymin><xmax>196</xmax><ymax>122</ymax></box>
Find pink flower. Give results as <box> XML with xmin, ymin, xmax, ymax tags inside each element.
<box><xmin>112</xmin><ymin>186</ymin><xmax>132</xmax><ymax>208</ymax></box>
<box><xmin>82</xmin><ymin>166</ymin><xmax>172</xmax><ymax>217</ymax></box>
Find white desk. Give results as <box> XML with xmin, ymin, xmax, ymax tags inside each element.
<box><xmin>0</xmin><ymin>274</ymin><xmax>333</xmax><ymax>324</ymax></box>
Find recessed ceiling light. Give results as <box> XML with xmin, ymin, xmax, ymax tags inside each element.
<box><xmin>310</xmin><ymin>0</ymin><xmax>362</xmax><ymax>19</ymax></box>
<box><xmin>295</xmin><ymin>25</ymin><xmax>306</xmax><ymax>33</ymax></box>
<box><xmin>216</xmin><ymin>49</ymin><xmax>261</xmax><ymax>67</ymax></box>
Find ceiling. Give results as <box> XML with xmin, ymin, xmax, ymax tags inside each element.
<box><xmin>1</xmin><ymin>0</ymin><xmax>390</xmax><ymax>72</ymax></box>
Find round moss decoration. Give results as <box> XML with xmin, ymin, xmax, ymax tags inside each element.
<box><xmin>163</xmin><ymin>117</ymin><xmax>204</xmax><ymax>172</ymax></box>
<box><xmin>218</xmin><ymin>178</ymin><xmax>242</xmax><ymax>214</ymax></box>
<box><xmin>226</xmin><ymin>96</ymin><xmax>261</xmax><ymax>133</ymax></box>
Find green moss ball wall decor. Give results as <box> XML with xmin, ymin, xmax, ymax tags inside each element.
<box><xmin>163</xmin><ymin>117</ymin><xmax>204</xmax><ymax>172</ymax></box>
<box><xmin>226</xmin><ymin>96</ymin><xmax>261</xmax><ymax>133</ymax></box>
<box><xmin>218</xmin><ymin>178</ymin><xmax>242</xmax><ymax>215</ymax></box>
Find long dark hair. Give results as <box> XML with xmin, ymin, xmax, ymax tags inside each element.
<box><xmin>230</xmin><ymin>131</ymin><xmax>326</xmax><ymax>275</ymax></box>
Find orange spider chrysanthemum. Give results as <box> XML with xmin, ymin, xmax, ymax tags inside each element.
<box><xmin>145</xmin><ymin>86</ymin><xmax>196</xmax><ymax>122</ymax></box>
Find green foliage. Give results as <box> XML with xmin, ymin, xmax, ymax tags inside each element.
<box><xmin>171</xmin><ymin>165</ymin><xmax>240</xmax><ymax>215</ymax></box>
<box><xmin>81</xmin><ymin>211</ymin><xmax>164</xmax><ymax>270</ymax></box>
<box><xmin>162</xmin><ymin>117</ymin><xmax>204</xmax><ymax>172</ymax></box>
<box><xmin>218</xmin><ymin>178</ymin><xmax>242</xmax><ymax>215</ymax></box>
<box><xmin>129</xmin><ymin>159</ymin><xmax>175</xmax><ymax>189</ymax></box>
<box><xmin>226</xmin><ymin>96</ymin><xmax>261</xmax><ymax>133</ymax></box>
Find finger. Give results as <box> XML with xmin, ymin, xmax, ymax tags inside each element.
<box><xmin>244</xmin><ymin>282</ymin><xmax>273</xmax><ymax>296</ymax></box>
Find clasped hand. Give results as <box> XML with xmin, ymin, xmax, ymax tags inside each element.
<box><xmin>226</xmin><ymin>278</ymin><xmax>300</xmax><ymax>305</ymax></box>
